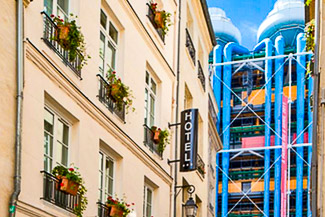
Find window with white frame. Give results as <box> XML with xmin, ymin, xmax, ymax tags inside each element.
<box><xmin>98</xmin><ymin>151</ymin><xmax>114</xmax><ymax>202</ymax></box>
<box><xmin>143</xmin><ymin>184</ymin><xmax>153</xmax><ymax>217</ymax></box>
<box><xmin>44</xmin><ymin>107</ymin><xmax>70</xmax><ymax>172</ymax></box>
<box><xmin>99</xmin><ymin>9</ymin><xmax>119</xmax><ymax>75</ymax></box>
<box><xmin>44</xmin><ymin>0</ymin><xmax>70</xmax><ymax>20</ymax></box>
<box><xmin>144</xmin><ymin>71</ymin><xmax>157</xmax><ymax>127</ymax></box>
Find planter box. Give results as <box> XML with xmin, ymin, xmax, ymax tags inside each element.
<box><xmin>56</xmin><ymin>176</ymin><xmax>79</xmax><ymax>196</ymax></box>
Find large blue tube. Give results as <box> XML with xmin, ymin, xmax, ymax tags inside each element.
<box><xmin>307</xmin><ymin>55</ymin><xmax>313</xmax><ymax>217</ymax></box>
<box><xmin>216</xmin><ymin>153</ymin><xmax>219</xmax><ymax>216</ymax></box>
<box><xmin>253</xmin><ymin>38</ymin><xmax>273</xmax><ymax>216</ymax></box>
<box><xmin>222</xmin><ymin>42</ymin><xmax>249</xmax><ymax>217</ymax></box>
<box><xmin>296</xmin><ymin>33</ymin><xmax>306</xmax><ymax>217</ymax></box>
<box><xmin>213</xmin><ymin>45</ymin><xmax>222</xmax><ymax>133</ymax></box>
<box><xmin>274</xmin><ymin>36</ymin><xmax>284</xmax><ymax>217</ymax></box>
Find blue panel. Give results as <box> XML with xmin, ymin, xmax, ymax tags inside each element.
<box><xmin>296</xmin><ymin>33</ymin><xmax>306</xmax><ymax>217</ymax></box>
<box><xmin>274</xmin><ymin>36</ymin><xmax>285</xmax><ymax>217</ymax></box>
<box><xmin>216</xmin><ymin>153</ymin><xmax>219</xmax><ymax>217</ymax></box>
<box><xmin>213</xmin><ymin>45</ymin><xmax>222</xmax><ymax>133</ymax></box>
<box><xmin>254</xmin><ymin>39</ymin><xmax>273</xmax><ymax>216</ymax></box>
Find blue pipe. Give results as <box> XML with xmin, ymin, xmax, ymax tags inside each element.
<box><xmin>274</xmin><ymin>36</ymin><xmax>284</xmax><ymax>217</ymax></box>
<box><xmin>216</xmin><ymin>153</ymin><xmax>219</xmax><ymax>217</ymax></box>
<box><xmin>222</xmin><ymin>42</ymin><xmax>249</xmax><ymax>217</ymax></box>
<box><xmin>253</xmin><ymin>38</ymin><xmax>273</xmax><ymax>216</ymax></box>
<box><xmin>213</xmin><ymin>45</ymin><xmax>222</xmax><ymax>133</ymax></box>
<box><xmin>307</xmin><ymin>55</ymin><xmax>313</xmax><ymax>217</ymax></box>
<box><xmin>296</xmin><ymin>33</ymin><xmax>306</xmax><ymax>217</ymax></box>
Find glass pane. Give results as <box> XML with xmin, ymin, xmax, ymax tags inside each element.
<box><xmin>57</xmin><ymin>120</ymin><xmax>69</xmax><ymax>145</ymax></box>
<box><xmin>147</xmin><ymin>188</ymin><xmax>152</xmax><ymax>204</ymax></box>
<box><xmin>62</xmin><ymin>123</ymin><xmax>69</xmax><ymax>145</ymax></box>
<box><xmin>151</xmin><ymin>79</ymin><xmax>156</xmax><ymax>94</ymax></box>
<box><xmin>144</xmin><ymin>89</ymin><xmax>148</xmax><ymax>125</ymax></box>
<box><xmin>44</xmin><ymin>156</ymin><xmax>52</xmax><ymax>172</ymax></box>
<box><xmin>107</xmin><ymin>159</ymin><xmax>114</xmax><ymax>177</ymax></box>
<box><xmin>107</xmin><ymin>42</ymin><xmax>116</xmax><ymax>70</ymax></box>
<box><xmin>44</xmin><ymin>109</ymin><xmax>54</xmax><ymax>134</ymax></box>
<box><xmin>44</xmin><ymin>0</ymin><xmax>53</xmax><ymax>15</ymax></box>
<box><xmin>62</xmin><ymin>145</ymin><xmax>68</xmax><ymax>166</ymax></box>
<box><xmin>99</xmin><ymin>152</ymin><xmax>103</xmax><ymax>170</ymax></box>
<box><xmin>109</xmin><ymin>22</ymin><xmax>118</xmax><ymax>44</ymax></box>
<box><xmin>56</xmin><ymin>143</ymin><xmax>68</xmax><ymax>166</ymax></box>
<box><xmin>44</xmin><ymin>132</ymin><xmax>53</xmax><ymax>156</ymax></box>
<box><xmin>145</xmin><ymin>72</ymin><xmax>149</xmax><ymax>85</ymax></box>
<box><xmin>58</xmin><ymin>0</ymin><xmax>69</xmax><ymax>15</ymax></box>
<box><xmin>150</xmin><ymin>96</ymin><xmax>155</xmax><ymax>126</ymax></box>
<box><xmin>100</xmin><ymin>10</ymin><xmax>107</xmax><ymax>29</ymax></box>
<box><xmin>108</xmin><ymin>178</ymin><xmax>113</xmax><ymax>196</ymax></box>
<box><xmin>147</xmin><ymin>205</ymin><xmax>152</xmax><ymax>217</ymax></box>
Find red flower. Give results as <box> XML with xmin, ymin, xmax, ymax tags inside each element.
<box><xmin>69</xmin><ymin>168</ymin><xmax>74</xmax><ymax>172</ymax></box>
<box><xmin>158</xmin><ymin>128</ymin><xmax>161</xmax><ymax>130</ymax></box>
<box><xmin>126</xmin><ymin>204</ymin><xmax>130</xmax><ymax>207</ymax></box>
<box><xmin>74</xmin><ymin>203</ymin><xmax>78</xmax><ymax>206</ymax></box>
<box><xmin>112</xmin><ymin>71</ymin><xmax>116</xmax><ymax>74</ymax></box>
<box><xmin>60</xmin><ymin>183</ymin><xmax>64</xmax><ymax>187</ymax></box>
<box><xmin>60</xmin><ymin>19</ymin><xmax>64</xmax><ymax>22</ymax></box>
<box><xmin>50</xmin><ymin>14</ymin><xmax>55</xmax><ymax>18</ymax></box>
<box><xmin>132</xmin><ymin>203</ymin><xmax>135</xmax><ymax>205</ymax></box>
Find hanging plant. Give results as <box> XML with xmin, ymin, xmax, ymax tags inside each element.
<box><xmin>149</xmin><ymin>1</ymin><xmax>172</xmax><ymax>36</ymax></box>
<box><xmin>151</xmin><ymin>126</ymin><xmax>169</xmax><ymax>154</ymax></box>
<box><xmin>52</xmin><ymin>165</ymin><xmax>88</xmax><ymax>217</ymax></box>
<box><xmin>106</xmin><ymin>70</ymin><xmax>135</xmax><ymax>113</ymax></box>
<box><xmin>51</xmin><ymin>14</ymin><xmax>90</xmax><ymax>69</ymax></box>
<box><xmin>106</xmin><ymin>196</ymin><xmax>135</xmax><ymax>217</ymax></box>
<box><xmin>305</xmin><ymin>19</ymin><xmax>315</xmax><ymax>78</ymax></box>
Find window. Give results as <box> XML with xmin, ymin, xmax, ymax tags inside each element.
<box><xmin>98</xmin><ymin>151</ymin><xmax>114</xmax><ymax>202</ymax></box>
<box><xmin>44</xmin><ymin>107</ymin><xmax>70</xmax><ymax>172</ymax></box>
<box><xmin>241</xmin><ymin>182</ymin><xmax>251</xmax><ymax>193</ymax></box>
<box><xmin>99</xmin><ymin>9</ymin><xmax>119</xmax><ymax>75</ymax></box>
<box><xmin>44</xmin><ymin>0</ymin><xmax>69</xmax><ymax>20</ymax></box>
<box><xmin>144</xmin><ymin>71</ymin><xmax>157</xmax><ymax>127</ymax></box>
<box><xmin>143</xmin><ymin>185</ymin><xmax>153</xmax><ymax>217</ymax></box>
<box><xmin>184</xmin><ymin>85</ymin><xmax>193</xmax><ymax>109</ymax></box>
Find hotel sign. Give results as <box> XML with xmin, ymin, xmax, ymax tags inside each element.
<box><xmin>180</xmin><ymin>109</ymin><xmax>198</xmax><ymax>172</ymax></box>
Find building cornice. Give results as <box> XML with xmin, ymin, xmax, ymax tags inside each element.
<box><xmin>25</xmin><ymin>39</ymin><xmax>173</xmax><ymax>185</ymax></box>
<box><xmin>199</xmin><ymin>0</ymin><xmax>217</xmax><ymax>46</ymax></box>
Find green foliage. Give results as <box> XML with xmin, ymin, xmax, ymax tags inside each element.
<box><xmin>52</xmin><ymin>165</ymin><xmax>88</xmax><ymax>217</ymax></box>
<box><xmin>151</xmin><ymin>126</ymin><xmax>170</xmax><ymax>154</ymax></box>
<box><xmin>305</xmin><ymin>19</ymin><xmax>315</xmax><ymax>53</ymax></box>
<box><xmin>149</xmin><ymin>1</ymin><xmax>172</xmax><ymax>36</ymax></box>
<box><xmin>106</xmin><ymin>196</ymin><xmax>134</xmax><ymax>217</ymax></box>
<box><xmin>306</xmin><ymin>0</ymin><xmax>313</xmax><ymax>6</ymax></box>
<box><xmin>106</xmin><ymin>70</ymin><xmax>135</xmax><ymax>113</ymax></box>
<box><xmin>51</xmin><ymin>14</ymin><xmax>90</xmax><ymax>69</ymax></box>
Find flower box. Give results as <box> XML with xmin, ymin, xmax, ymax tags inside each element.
<box><xmin>57</xmin><ymin>175</ymin><xmax>80</xmax><ymax>196</ymax></box>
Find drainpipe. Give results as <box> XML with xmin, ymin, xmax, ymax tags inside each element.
<box><xmin>9</xmin><ymin>0</ymin><xmax>24</xmax><ymax>216</ymax></box>
<box><xmin>213</xmin><ymin>45</ymin><xmax>222</xmax><ymax>133</ymax></box>
<box><xmin>296</xmin><ymin>33</ymin><xmax>306</xmax><ymax>217</ymax></box>
<box><xmin>173</xmin><ymin>0</ymin><xmax>181</xmax><ymax>217</ymax></box>
<box><xmin>221</xmin><ymin>42</ymin><xmax>249</xmax><ymax>217</ymax></box>
<box><xmin>253</xmin><ymin>38</ymin><xmax>273</xmax><ymax>217</ymax></box>
<box><xmin>311</xmin><ymin>0</ymin><xmax>320</xmax><ymax>215</ymax></box>
<box><xmin>307</xmin><ymin>55</ymin><xmax>313</xmax><ymax>217</ymax></box>
<box><xmin>274</xmin><ymin>35</ymin><xmax>284</xmax><ymax>217</ymax></box>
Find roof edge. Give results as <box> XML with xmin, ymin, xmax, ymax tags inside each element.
<box><xmin>200</xmin><ymin>0</ymin><xmax>217</xmax><ymax>46</ymax></box>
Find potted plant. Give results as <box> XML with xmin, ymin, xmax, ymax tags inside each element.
<box><xmin>106</xmin><ymin>70</ymin><xmax>135</xmax><ymax>113</ymax></box>
<box><xmin>50</xmin><ymin>14</ymin><xmax>90</xmax><ymax>68</ymax></box>
<box><xmin>106</xmin><ymin>196</ymin><xmax>134</xmax><ymax>217</ymax></box>
<box><xmin>151</xmin><ymin>126</ymin><xmax>169</xmax><ymax>154</ymax></box>
<box><xmin>305</xmin><ymin>19</ymin><xmax>315</xmax><ymax>78</ymax></box>
<box><xmin>52</xmin><ymin>165</ymin><xmax>88</xmax><ymax>217</ymax></box>
<box><xmin>148</xmin><ymin>1</ymin><xmax>172</xmax><ymax>35</ymax></box>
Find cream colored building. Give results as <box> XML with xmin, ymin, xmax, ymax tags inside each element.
<box><xmin>1</xmin><ymin>0</ymin><xmax>221</xmax><ymax>216</ymax></box>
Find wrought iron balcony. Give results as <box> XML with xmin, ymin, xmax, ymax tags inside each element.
<box><xmin>41</xmin><ymin>12</ymin><xmax>83</xmax><ymax>77</ymax></box>
<box><xmin>97</xmin><ymin>202</ymin><xmax>111</xmax><ymax>217</ymax></box>
<box><xmin>40</xmin><ymin>171</ymin><xmax>80</xmax><ymax>214</ymax></box>
<box><xmin>185</xmin><ymin>28</ymin><xmax>196</xmax><ymax>65</ymax></box>
<box><xmin>143</xmin><ymin>124</ymin><xmax>163</xmax><ymax>157</ymax></box>
<box><xmin>198</xmin><ymin>61</ymin><xmax>206</xmax><ymax>91</ymax></box>
<box><xmin>147</xmin><ymin>4</ymin><xmax>165</xmax><ymax>42</ymax></box>
<box><xmin>197</xmin><ymin>154</ymin><xmax>205</xmax><ymax>178</ymax></box>
<box><xmin>97</xmin><ymin>74</ymin><xmax>126</xmax><ymax>122</ymax></box>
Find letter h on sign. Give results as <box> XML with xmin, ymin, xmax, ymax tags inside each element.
<box><xmin>180</xmin><ymin>109</ymin><xmax>198</xmax><ymax>172</ymax></box>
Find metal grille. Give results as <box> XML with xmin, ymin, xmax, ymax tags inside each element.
<box><xmin>97</xmin><ymin>202</ymin><xmax>111</xmax><ymax>217</ymax></box>
<box><xmin>185</xmin><ymin>28</ymin><xmax>196</xmax><ymax>65</ymax></box>
<box><xmin>198</xmin><ymin>61</ymin><xmax>206</xmax><ymax>91</ymax></box>
<box><xmin>143</xmin><ymin>124</ymin><xmax>163</xmax><ymax>157</ymax></box>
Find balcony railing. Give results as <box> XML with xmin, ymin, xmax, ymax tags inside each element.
<box><xmin>185</xmin><ymin>28</ymin><xmax>196</xmax><ymax>65</ymax></box>
<box><xmin>41</xmin><ymin>171</ymin><xmax>80</xmax><ymax>214</ymax></box>
<box><xmin>97</xmin><ymin>202</ymin><xmax>111</xmax><ymax>217</ymax></box>
<box><xmin>41</xmin><ymin>12</ymin><xmax>83</xmax><ymax>77</ymax></box>
<box><xmin>97</xmin><ymin>74</ymin><xmax>126</xmax><ymax>122</ymax></box>
<box><xmin>197</xmin><ymin>61</ymin><xmax>206</xmax><ymax>91</ymax></box>
<box><xmin>147</xmin><ymin>4</ymin><xmax>165</xmax><ymax>42</ymax></box>
<box><xmin>143</xmin><ymin>124</ymin><xmax>163</xmax><ymax>157</ymax></box>
<box><xmin>197</xmin><ymin>154</ymin><xmax>205</xmax><ymax>178</ymax></box>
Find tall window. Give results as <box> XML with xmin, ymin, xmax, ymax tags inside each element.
<box><xmin>44</xmin><ymin>0</ymin><xmax>69</xmax><ymax>20</ymax></box>
<box><xmin>144</xmin><ymin>71</ymin><xmax>157</xmax><ymax>127</ymax></box>
<box><xmin>44</xmin><ymin>108</ymin><xmax>69</xmax><ymax>172</ymax></box>
<box><xmin>98</xmin><ymin>151</ymin><xmax>114</xmax><ymax>202</ymax></box>
<box><xmin>99</xmin><ymin>9</ymin><xmax>119</xmax><ymax>75</ymax></box>
<box><xmin>143</xmin><ymin>185</ymin><xmax>153</xmax><ymax>217</ymax></box>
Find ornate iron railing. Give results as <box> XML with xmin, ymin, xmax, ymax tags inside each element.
<box><xmin>41</xmin><ymin>12</ymin><xmax>83</xmax><ymax>77</ymax></box>
<box><xmin>198</xmin><ymin>61</ymin><xmax>206</xmax><ymax>91</ymax></box>
<box><xmin>185</xmin><ymin>28</ymin><xmax>196</xmax><ymax>65</ymax></box>
<box><xmin>40</xmin><ymin>171</ymin><xmax>80</xmax><ymax>214</ymax></box>
<box><xmin>146</xmin><ymin>4</ymin><xmax>165</xmax><ymax>42</ymax></box>
<box><xmin>143</xmin><ymin>124</ymin><xmax>163</xmax><ymax>157</ymax></box>
<box><xmin>97</xmin><ymin>202</ymin><xmax>111</xmax><ymax>217</ymax></box>
<box><xmin>97</xmin><ymin>74</ymin><xmax>126</xmax><ymax>122</ymax></box>
<box><xmin>197</xmin><ymin>154</ymin><xmax>205</xmax><ymax>178</ymax></box>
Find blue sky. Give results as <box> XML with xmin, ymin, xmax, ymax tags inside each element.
<box><xmin>207</xmin><ymin>0</ymin><xmax>277</xmax><ymax>50</ymax></box>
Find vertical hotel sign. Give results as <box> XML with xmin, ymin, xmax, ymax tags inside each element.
<box><xmin>180</xmin><ymin>109</ymin><xmax>198</xmax><ymax>172</ymax></box>
<box><xmin>281</xmin><ymin>96</ymin><xmax>289</xmax><ymax>217</ymax></box>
